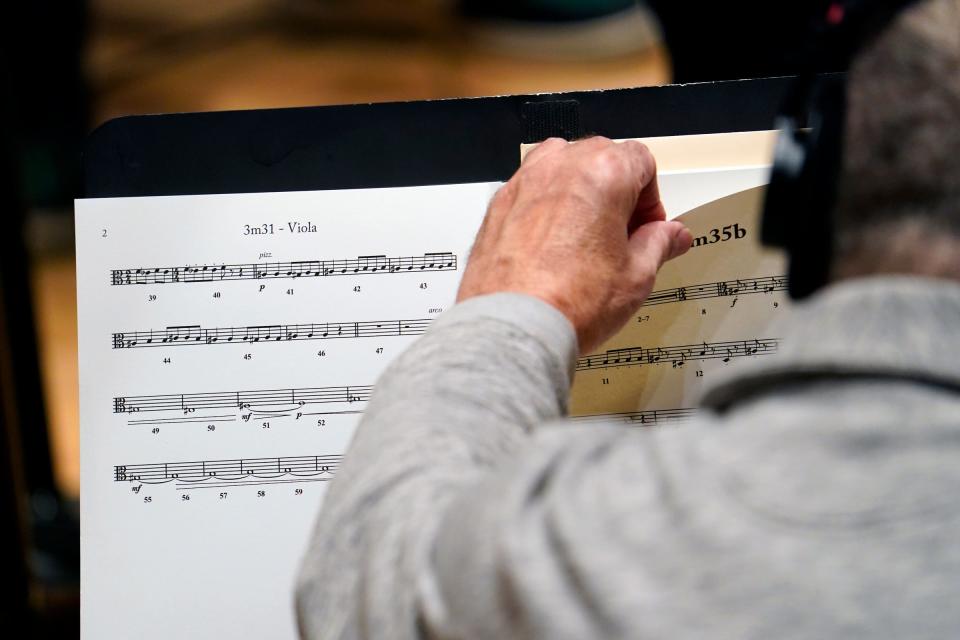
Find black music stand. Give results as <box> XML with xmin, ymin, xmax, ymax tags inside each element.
<box><xmin>84</xmin><ymin>77</ymin><xmax>791</xmax><ymax>199</ymax></box>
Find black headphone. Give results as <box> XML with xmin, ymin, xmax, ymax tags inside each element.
<box><xmin>760</xmin><ymin>0</ymin><xmax>923</xmax><ymax>299</ymax></box>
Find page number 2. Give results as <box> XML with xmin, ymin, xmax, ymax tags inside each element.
<box><xmin>102</xmin><ymin>229</ymin><xmax>108</xmax><ymax>238</ymax></box>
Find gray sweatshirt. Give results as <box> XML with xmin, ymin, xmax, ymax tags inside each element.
<box><xmin>296</xmin><ymin>276</ymin><xmax>960</xmax><ymax>639</ymax></box>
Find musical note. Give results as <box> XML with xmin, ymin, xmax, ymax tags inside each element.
<box><xmin>162</xmin><ymin>325</ymin><xmax>202</xmax><ymax>345</ymax></box>
<box><xmin>286</xmin><ymin>260</ymin><xmax>320</xmax><ymax>277</ymax></box>
<box><xmin>109</xmin><ymin>252</ymin><xmax>458</xmax><ymax>286</ymax></box>
<box><xmin>355</xmin><ymin>255</ymin><xmax>389</xmax><ymax>273</ymax></box>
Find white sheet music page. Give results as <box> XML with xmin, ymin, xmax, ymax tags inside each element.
<box><xmin>76</xmin><ymin>161</ymin><xmax>779</xmax><ymax>638</ymax></box>
<box><xmin>76</xmin><ymin>182</ymin><xmax>498</xmax><ymax>638</ymax></box>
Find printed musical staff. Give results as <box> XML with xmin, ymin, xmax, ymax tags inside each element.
<box><xmin>576</xmin><ymin>338</ymin><xmax>778</xmax><ymax>372</ymax></box>
<box><xmin>573</xmin><ymin>407</ymin><xmax>697</xmax><ymax>426</ymax></box>
<box><xmin>642</xmin><ymin>275</ymin><xmax>787</xmax><ymax>307</ymax></box>
<box><xmin>112</xmin><ymin>318</ymin><xmax>432</xmax><ymax>349</ymax></box>
<box><xmin>114</xmin><ymin>384</ymin><xmax>371</xmax><ymax>416</ymax></box>
<box><xmin>109</xmin><ymin>252</ymin><xmax>457</xmax><ymax>286</ymax></box>
<box><xmin>113</xmin><ymin>454</ymin><xmax>342</xmax><ymax>489</ymax></box>
<box><xmin>112</xmin><ymin>407</ymin><xmax>699</xmax><ymax>490</ymax></box>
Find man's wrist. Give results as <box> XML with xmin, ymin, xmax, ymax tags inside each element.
<box><xmin>436</xmin><ymin>292</ymin><xmax>579</xmax><ymax>383</ymax></box>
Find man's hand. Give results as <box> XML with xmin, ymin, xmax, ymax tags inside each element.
<box><xmin>457</xmin><ymin>137</ymin><xmax>692</xmax><ymax>354</ymax></box>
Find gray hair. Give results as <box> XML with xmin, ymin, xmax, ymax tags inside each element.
<box><xmin>833</xmin><ymin>0</ymin><xmax>960</xmax><ymax>279</ymax></box>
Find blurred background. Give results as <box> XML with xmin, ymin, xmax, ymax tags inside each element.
<box><xmin>1</xmin><ymin>0</ymin><xmax>826</xmax><ymax>634</ymax></box>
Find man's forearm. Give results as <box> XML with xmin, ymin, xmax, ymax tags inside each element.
<box><xmin>296</xmin><ymin>292</ymin><xmax>577</xmax><ymax>639</ymax></box>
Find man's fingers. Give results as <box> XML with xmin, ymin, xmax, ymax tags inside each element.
<box><xmin>627</xmin><ymin>220</ymin><xmax>692</xmax><ymax>276</ymax></box>
<box><xmin>595</xmin><ymin>140</ymin><xmax>663</xmax><ymax>230</ymax></box>
<box><xmin>628</xmin><ymin>194</ymin><xmax>667</xmax><ymax>235</ymax></box>
<box><xmin>617</xmin><ymin>140</ymin><xmax>666</xmax><ymax>230</ymax></box>
<box><xmin>521</xmin><ymin>137</ymin><xmax>567</xmax><ymax>167</ymax></box>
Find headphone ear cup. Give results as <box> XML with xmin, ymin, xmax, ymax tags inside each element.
<box><xmin>762</xmin><ymin>119</ymin><xmax>809</xmax><ymax>250</ymax></box>
<box><xmin>761</xmin><ymin>76</ymin><xmax>846</xmax><ymax>299</ymax></box>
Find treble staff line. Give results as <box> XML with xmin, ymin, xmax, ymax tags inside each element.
<box><xmin>642</xmin><ymin>274</ymin><xmax>787</xmax><ymax>306</ymax></box>
<box><xmin>111</xmin><ymin>318</ymin><xmax>432</xmax><ymax>349</ymax></box>
<box><xmin>109</xmin><ymin>252</ymin><xmax>458</xmax><ymax>286</ymax></box>
<box><xmin>577</xmin><ymin>338</ymin><xmax>778</xmax><ymax>372</ymax></box>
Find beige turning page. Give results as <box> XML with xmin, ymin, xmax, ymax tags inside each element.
<box><xmin>570</xmin><ymin>184</ymin><xmax>786</xmax><ymax>422</ymax></box>
<box><xmin>553</xmin><ymin>131</ymin><xmax>789</xmax><ymax>424</ymax></box>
